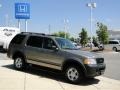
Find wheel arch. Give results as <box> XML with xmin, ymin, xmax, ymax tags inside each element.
<box><xmin>62</xmin><ymin>59</ymin><xmax>87</xmax><ymax>76</ymax></box>
<box><xmin>12</xmin><ymin>51</ymin><xmax>26</xmax><ymax>60</ymax></box>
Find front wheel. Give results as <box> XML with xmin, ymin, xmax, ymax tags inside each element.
<box><xmin>14</xmin><ymin>56</ymin><xmax>26</xmax><ymax>70</ymax></box>
<box><xmin>113</xmin><ymin>47</ymin><xmax>117</xmax><ymax>52</ymax></box>
<box><xmin>65</xmin><ymin>65</ymin><xmax>83</xmax><ymax>84</ymax></box>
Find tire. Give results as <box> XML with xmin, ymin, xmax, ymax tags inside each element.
<box><xmin>113</xmin><ymin>47</ymin><xmax>117</xmax><ymax>52</ymax></box>
<box><xmin>14</xmin><ymin>56</ymin><xmax>26</xmax><ymax>70</ymax></box>
<box><xmin>64</xmin><ymin>65</ymin><xmax>83</xmax><ymax>84</ymax></box>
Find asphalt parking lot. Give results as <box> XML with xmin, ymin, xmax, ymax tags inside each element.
<box><xmin>100</xmin><ymin>52</ymin><xmax>120</xmax><ymax>80</ymax></box>
<box><xmin>0</xmin><ymin>51</ymin><xmax>120</xmax><ymax>90</ymax></box>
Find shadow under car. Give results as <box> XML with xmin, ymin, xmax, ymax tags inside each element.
<box><xmin>2</xmin><ymin>64</ymin><xmax>100</xmax><ymax>85</ymax></box>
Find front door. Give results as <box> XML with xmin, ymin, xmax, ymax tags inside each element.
<box><xmin>42</xmin><ymin>37</ymin><xmax>64</xmax><ymax>67</ymax></box>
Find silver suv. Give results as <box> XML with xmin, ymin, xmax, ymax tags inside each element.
<box><xmin>105</xmin><ymin>40</ymin><xmax>120</xmax><ymax>52</ymax></box>
<box><xmin>7</xmin><ymin>32</ymin><xmax>106</xmax><ymax>84</ymax></box>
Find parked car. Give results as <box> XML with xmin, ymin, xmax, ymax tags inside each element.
<box><xmin>105</xmin><ymin>40</ymin><xmax>120</xmax><ymax>52</ymax></box>
<box><xmin>7</xmin><ymin>32</ymin><xmax>106</xmax><ymax>84</ymax></box>
<box><xmin>72</xmin><ymin>42</ymin><xmax>81</xmax><ymax>49</ymax></box>
<box><xmin>86</xmin><ymin>42</ymin><xmax>94</xmax><ymax>47</ymax></box>
<box><xmin>98</xmin><ymin>43</ymin><xmax>104</xmax><ymax>50</ymax></box>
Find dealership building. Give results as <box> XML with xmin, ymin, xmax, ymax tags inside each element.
<box><xmin>108</xmin><ymin>30</ymin><xmax>120</xmax><ymax>40</ymax></box>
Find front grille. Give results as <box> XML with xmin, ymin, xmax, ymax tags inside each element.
<box><xmin>96</xmin><ymin>58</ymin><xmax>104</xmax><ymax>64</ymax></box>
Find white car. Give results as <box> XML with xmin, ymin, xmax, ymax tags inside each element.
<box><xmin>105</xmin><ymin>40</ymin><xmax>120</xmax><ymax>52</ymax></box>
<box><xmin>72</xmin><ymin>42</ymin><xmax>81</xmax><ymax>49</ymax></box>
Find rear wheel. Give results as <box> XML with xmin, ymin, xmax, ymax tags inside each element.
<box><xmin>14</xmin><ymin>56</ymin><xmax>26</xmax><ymax>70</ymax></box>
<box><xmin>113</xmin><ymin>47</ymin><xmax>117</xmax><ymax>52</ymax></box>
<box><xmin>65</xmin><ymin>65</ymin><xmax>83</xmax><ymax>84</ymax></box>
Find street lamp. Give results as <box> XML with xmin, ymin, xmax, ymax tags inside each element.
<box><xmin>64</xmin><ymin>19</ymin><xmax>69</xmax><ymax>39</ymax></box>
<box><xmin>87</xmin><ymin>2</ymin><xmax>96</xmax><ymax>49</ymax></box>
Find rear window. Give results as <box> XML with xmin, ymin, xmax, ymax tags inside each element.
<box><xmin>27</xmin><ymin>36</ymin><xmax>43</xmax><ymax>48</ymax></box>
<box><xmin>11</xmin><ymin>34</ymin><xmax>26</xmax><ymax>44</ymax></box>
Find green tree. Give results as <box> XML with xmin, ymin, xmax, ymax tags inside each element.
<box><xmin>70</xmin><ymin>37</ymin><xmax>75</xmax><ymax>42</ymax></box>
<box><xmin>53</xmin><ymin>31</ymin><xmax>70</xmax><ymax>39</ymax></box>
<box><xmin>79</xmin><ymin>28</ymin><xmax>88</xmax><ymax>47</ymax></box>
<box><xmin>92</xmin><ymin>36</ymin><xmax>98</xmax><ymax>47</ymax></box>
<box><xmin>96</xmin><ymin>22</ymin><xmax>109</xmax><ymax>45</ymax></box>
<box><xmin>88</xmin><ymin>37</ymin><xmax>91</xmax><ymax>42</ymax></box>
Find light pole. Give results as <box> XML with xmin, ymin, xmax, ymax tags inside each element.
<box><xmin>64</xmin><ymin>19</ymin><xmax>69</xmax><ymax>39</ymax></box>
<box><xmin>87</xmin><ymin>2</ymin><xmax>96</xmax><ymax>49</ymax></box>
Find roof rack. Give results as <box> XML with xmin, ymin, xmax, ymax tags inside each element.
<box><xmin>21</xmin><ymin>32</ymin><xmax>45</xmax><ymax>35</ymax></box>
<box><xmin>46</xmin><ymin>34</ymin><xmax>57</xmax><ymax>36</ymax></box>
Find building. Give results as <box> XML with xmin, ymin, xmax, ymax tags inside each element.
<box><xmin>108</xmin><ymin>30</ymin><xmax>120</xmax><ymax>40</ymax></box>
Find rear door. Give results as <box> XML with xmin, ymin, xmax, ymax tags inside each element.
<box><xmin>25</xmin><ymin>36</ymin><xmax>45</xmax><ymax>62</ymax></box>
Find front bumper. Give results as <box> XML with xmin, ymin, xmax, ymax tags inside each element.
<box><xmin>85</xmin><ymin>63</ymin><xmax>106</xmax><ymax>77</ymax></box>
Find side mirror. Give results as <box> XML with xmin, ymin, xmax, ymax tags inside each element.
<box><xmin>52</xmin><ymin>45</ymin><xmax>59</xmax><ymax>51</ymax></box>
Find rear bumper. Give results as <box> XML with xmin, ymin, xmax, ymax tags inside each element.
<box><xmin>85</xmin><ymin>63</ymin><xmax>106</xmax><ymax>77</ymax></box>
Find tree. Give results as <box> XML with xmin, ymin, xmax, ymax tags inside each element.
<box><xmin>70</xmin><ymin>37</ymin><xmax>75</xmax><ymax>42</ymax></box>
<box><xmin>79</xmin><ymin>28</ymin><xmax>88</xmax><ymax>47</ymax></box>
<box><xmin>92</xmin><ymin>36</ymin><xmax>98</xmax><ymax>47</ymax></box>
<box><xmin>87</xmin><ymin>37</ymin><xmax>91</xmax><ymax>42</ymax></box>
<box><xmin>53</xmin><ymin>31</ymin><xmax>70</xmax><ymax>39</ymax></box>
<box><xmin>96</xmin><ymin>22</ymin><xmax>109</xmax><ymax>45</ymax></box>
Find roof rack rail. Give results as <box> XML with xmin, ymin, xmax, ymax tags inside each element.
<box><xmin>21</xmin><ymin>32</ymin><xmax>45</xmax><ymax>35</ymax></box>
<box><xmin>46</xmin><ymin>34</ymin><xmax>56</xmax><ymax>36</ymax></box>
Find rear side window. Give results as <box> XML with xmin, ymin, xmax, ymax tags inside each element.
<box><xmin>109</xmin><ymin>41</ymin><xmax>119</xmax><ymax>44</ymax></box>
<box><xmin>11</xmin><ymin>34</ymin><xmax>26</xmax><ymax>44</ymax></box>
<box><xmin>27</xmin><ymin>36</ymin><xmax>43</xmax><ymax>48</ymax></box>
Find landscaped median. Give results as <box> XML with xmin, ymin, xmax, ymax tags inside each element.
<box><xmin>81</xmin><ymin>47</ymin><xmax>114</xmax><ymax>53</ymax></box>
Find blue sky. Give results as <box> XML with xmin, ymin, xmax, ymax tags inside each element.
<box><xmin>0</xmin><ymin>0</ymin><xmax>120</xmax><ymax>37</ymax></box>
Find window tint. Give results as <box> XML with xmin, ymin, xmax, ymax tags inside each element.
<box><xmin>43</xmin><ymin>38</ymin><xmax>56</xmax><ymax>49</ymax></box>
<box><xmin>27</xmin><ymin>36</ymin><xmax>43</xmax><ymax>48</ymax></box>
<box><xmin>109</xmin><ymin>41</ymin><xmax>119</xmax><ymax>44</ymax></box>
<box><xmin>11</xmin><ymin>34</ymin><xmax>26</xmax><ymax>44</ymax></box>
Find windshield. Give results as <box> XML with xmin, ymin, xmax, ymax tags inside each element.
<box><xmin>55</xmin><ymin>38</ymin><xmax>77</xmax><ymax>49</ymax></box>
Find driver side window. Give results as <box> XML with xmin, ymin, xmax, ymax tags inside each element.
<box><xmin>43</xmin><ymin>37</ymin><xmax>57</xmax><ymax>50</ymax></box>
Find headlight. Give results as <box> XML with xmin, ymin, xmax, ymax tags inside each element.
<box><xmin>84</xmin><ymin>58</ymin><xmax>96</xmax><ymax>64</ymax></box>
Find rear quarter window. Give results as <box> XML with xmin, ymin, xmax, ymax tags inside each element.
<box><xmin>10</xmin><ymin>34</ymin><xmax>26</xmax><ymax>44</ymax></box>
<box><xmin>109</xmin><ymin>41</ymin><xmax>119</xmax><ymax>44</ymax></box>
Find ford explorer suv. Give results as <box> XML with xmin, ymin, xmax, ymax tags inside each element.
<box><xmin>7</xmin><ymin>32</ymin><xmax>106</xmax><ymax>84</ymax></box>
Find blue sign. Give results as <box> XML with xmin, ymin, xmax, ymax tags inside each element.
<box><xmin>15</xmin><ymin>3</ymin><xmax>30</xmax><ymax>19</ymax></box>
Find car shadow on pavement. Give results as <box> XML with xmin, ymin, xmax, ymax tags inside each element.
<box><xmin>2</xmin><ymin>64</ymin><xmax>100</xmax><ymax>86</ymax></box>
